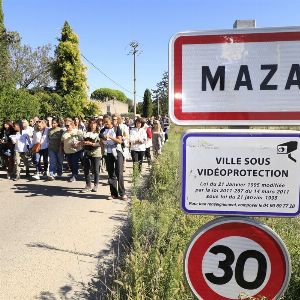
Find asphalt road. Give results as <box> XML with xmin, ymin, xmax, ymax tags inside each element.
<box><xmin>0</xmin><ymin>163</ymin><xmax>132</xmax><ymax>300</ymax></box>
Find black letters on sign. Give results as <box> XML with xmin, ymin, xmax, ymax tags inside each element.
<box><xmin>260</xmin><ymin>64</ymin><xmax>278</xmax><ymax>90</ymax></box>
<box><xmin>235</xmin><ymin>250</ymin><xmax>267</xmax><ymax>290</ymax></box>
<box><xmin>204</xmin><ymin>245</ymin><xmax>268</xmax><ymax>290</ymax></box>
<box><xmin>234</xmin><ymin>65</ymin><xmax>253</xmax><ymax>90</ymax></box>
<box><xmin>202</xmin><ymin>66</ymin><xmax>225</xmax><ymax>91</ymax></box>
<box><xmin>205</xmin><ymin>245</ymin><xmax>235</xmax><ymax>285</ymax></box>
<box><xmin>285</xmin><ymin>64</ymin><xmax>300</xmax><ymax>89</ymax></box>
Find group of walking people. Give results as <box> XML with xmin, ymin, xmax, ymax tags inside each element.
<box><xmin>0</xmin><ymin>114</ymin><xmax>169</xmax><ymax>200</ymax></box>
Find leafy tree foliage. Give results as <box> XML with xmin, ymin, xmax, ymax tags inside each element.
<box><xmin>35</xmin><ymin>91</ymin><xmax>100</xmax><ymax>119</ymax></box>
<box><xmin>51</xmin><ymin>21</ymin><xmax>98</xmax><ymax>118</ymax></box>
<box><xmin>10</xmin><ymin>39</ymin><xmax>54</xmax><ymax>89</ymax></box>
<box><xmin>91</xmin><ymin>87</ymin><xmax>127</xmax><ymax>103</ymax></box>
<box><xmin>0</xmin><ymin>0</ymin><xmax>14</xmax><ymax>90</ymax></box>
<box><xmin>53</xmin><ymin>21</ymin><xmax>88</xmax><ymax>99</ymax></box>
<box><xmin>142</xmin><ymin>88</ymin><xmax>153</xmax><ymax>117</ymax></box>
<box><xmin>152</xmin><ymin>71</ymin><xmax>168</xmax><ymax>116</ymax></box>
<box><xmin>37</xmin><ymin>92</ymin><xmax>64</xmax><ymax>118</ymax></box>
<box><xmin>83</xmin><ymin>100</ymin><xmax>101</xmax><ymax>118</ymax></box>
<box><xmin>136</xmin><ymin>102</ymin><xmax>143</xmax><ymax>115</ymax></box>
<box><xmin>127</xmin><ymin>98</ymin><xmax>134</xmax><ymax>112</ymax></box>
<box><xmin>0</xmin><ymin>88</ymin><xmax>40</xmax><ymax>121</ymax></box>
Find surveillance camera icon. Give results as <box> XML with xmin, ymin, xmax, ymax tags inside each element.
<box><xmin>277</xmin><ymin>141</ymin><xmax>298</xmax><ymax>162</ymax></box>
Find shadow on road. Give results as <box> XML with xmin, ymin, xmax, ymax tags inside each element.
<box><xmin>33</xmin><ymin>219</ymin><xmax>130</xmax><ymax>300</ymax></box>
<box><xmin>12</xmin><ymin>183</ymin><xmax>109</xmax><ymax>200</ymax></box>
<box><xmin>25</xmin><ymin>242</ymin><xmax>110</xmax><ymax>259</ymax></box>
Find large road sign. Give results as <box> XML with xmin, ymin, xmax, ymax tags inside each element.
<box><xmin>169</xmin><ymin>26</ymin><xmax>300</xmax><ymax>125</ymax></box>
<box><xmin>185</xmin><ymin>217</ymin><xmax>291</xmax><ymax>300</ymax></box>
<box><xmin>182</xmin><ymin>130</ymin><xmax>300</xmax><ymax>217</ymax></box>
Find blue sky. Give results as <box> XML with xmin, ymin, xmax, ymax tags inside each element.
<box><xmin>3</xmin><ymin>0</ymin><xmax>300</xmax><ymax>102</ymax></box>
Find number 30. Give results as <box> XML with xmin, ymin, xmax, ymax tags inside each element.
<box><xmin>205</xmin><ymin>245</ymin><xmax>267</xmax><ymax>290</ymax></box>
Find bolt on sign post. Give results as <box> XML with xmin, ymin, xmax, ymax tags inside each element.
<box><xmin>169</xmin><ymin>26</ymin><xmax>300</xmax><ymax>125</ymax></box>
<box><xmin>184</xmin><ymin>218</ymin><xmax>291</xmax><ymax>300</ymax></box>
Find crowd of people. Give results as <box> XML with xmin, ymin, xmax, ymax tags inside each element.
<box><xmin>0</xmin><ymin>114</ymin><xmax>170</xmax><ymax>200</ymax></box>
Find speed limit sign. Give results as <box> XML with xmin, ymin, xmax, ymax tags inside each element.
<box><xmin>184</xmin><ymin>218</ymin><xmax>291</xmax><ymax>300</ymax></box>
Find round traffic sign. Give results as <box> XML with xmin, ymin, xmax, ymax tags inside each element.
<box><xmin>184</xmin><ymin>217</ymin><xmax>291</xmax><ymax>300</ymax></box>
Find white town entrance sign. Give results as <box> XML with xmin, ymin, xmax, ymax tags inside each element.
<box><xmin>169</xmin><ymin>27</ymin><xmax>300</xmax><ymax>125</ymax></box>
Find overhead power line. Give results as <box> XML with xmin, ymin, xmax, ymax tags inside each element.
<box><xmin>81</xmin><ymin>53</ymin><xmax>143</xmax><ymax>100</ymax></box>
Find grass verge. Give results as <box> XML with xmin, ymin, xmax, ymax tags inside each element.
<box><xmin>110</xmin><ymin>127</ymin><xmax>300</xmax><ymax>300</ymax></box>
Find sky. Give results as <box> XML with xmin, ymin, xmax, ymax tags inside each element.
<box><xmin>3</xmin><ymin>0</ymin><xmax>300</xmax><ymax>102</ymax></box>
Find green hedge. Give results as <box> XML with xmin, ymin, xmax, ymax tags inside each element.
<box><xmin>112</xmin><ymin>127</ymin><xmax>300</xmax><ymax>300</ymax></box>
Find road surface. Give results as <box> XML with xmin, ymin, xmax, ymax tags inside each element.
<box><xmin>0</xmin><ymin>163</ymin><xmax>132</xmax><ymax>299</ymax></box>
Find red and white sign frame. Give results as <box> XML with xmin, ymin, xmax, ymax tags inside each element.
<box><xmin>169</xmin><ymin>26</ymin><xmax>300</xmax><ymax>125</ymax></box>
<box><xmin>184</xmin><ymin>217</ymin><xmax>291</xmax><ymax>300</ymax></box>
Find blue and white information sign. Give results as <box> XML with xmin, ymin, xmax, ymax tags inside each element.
<box><xmin>182</xmin><ymin>130</ymin><xmax>300</xmax><ymax>217</ymax></box>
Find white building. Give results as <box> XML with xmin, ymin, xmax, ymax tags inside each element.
<box><xmin>96</xmin><ymin>99</ymin><xmax>129</xmax><ymax>115</ymax></box>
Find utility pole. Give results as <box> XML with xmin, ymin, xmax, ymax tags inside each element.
<box><xmin>128</xmin><ymin>41</ymin><xmax>141</xmax><ymax>117</ymax></box>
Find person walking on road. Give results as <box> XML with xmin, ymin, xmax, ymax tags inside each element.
<box><xmin>144</xmin><ymin>121</ymin><xmax>152</xmax><ymax>165</ymax></box>
<box><xmin>152</xmin><ymin>120</ymin><xmax>164</xmax><ymax>157</ymax></box>
<box><xmin>0</xmin><ymin>120</ymin><xmax>16</xmax><ymax>179</ymax></box>
<box><xmin>129</xmin><ymin>117</ymin><xmax>147</xmax><ymax>174</ymax></box>
<box><xmin>48</xmin><ymin>118</ymin><xmax>64</xmax><ymax>180</ymax></box>
<box><xmin>82</xmin><ymin>119</ymin><xmax>102</xmax><ymax>193</ymax></box>
<box><xmin>61</xmin><ymin>119</ymin><xmax>83</xmax><ymax>182</ymax></box>
<box><xmin>31</xmin><ymin>119</ymin><xmax>49</xmax><ymax>180</ymax></box>
<box><xmin>12</xmin><ymin>121</ymin><xmax>31</xmax><ymax>181</ymax></box>
<box><xmin>100</xmin><ymin>116</ymin><xmax>127</xmax><ymax>200</ymax></box>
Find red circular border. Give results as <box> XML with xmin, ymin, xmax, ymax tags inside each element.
<box><xmin>185</xmin><ymin>221</ymin><xmax>287</xmax><ymax>300</ymax></box>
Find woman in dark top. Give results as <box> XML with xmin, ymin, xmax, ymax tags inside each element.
<box><xmin>0</xmin><ymin>120</ymin><xmax>16</xmax><ymax>179</ymax></box>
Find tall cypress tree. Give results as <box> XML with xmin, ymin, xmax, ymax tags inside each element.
<box><xmin>0</xmin><ymin>0</ymin><xmax>10</xmax><ymax>88</ymax></box>
<box><xmin>53</xmin><ymin>21</ymin><xmax>87</xmax><ymax>98</ymax></box>
<box><xmin>52</xmin><ymin>21</ymin><xmax>89</xmax><ymax>117</ymax></box>
<box><xmin>142</xmin><ymin>88</ymin><xmax>153</xmax><ymax>117</ymax></box>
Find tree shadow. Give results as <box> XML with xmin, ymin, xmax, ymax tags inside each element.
<box><xmin>70</xmin><ymin>215</ymin><xmax>130</xmax><ymax>299</ymax></box>
<box><xmin>25</xmin><ymin>242</ymin><xmax>110</xmax><ymax>259</ymax></box>
<box><xmin>12</xmin><ymin>183</ymin><xmax>109</xmax><ymax>200</ymax></box>
<box><xmin>34</xmin><ymin>291</ymin><xmax>57</xmax><ymax>300</ymax></box>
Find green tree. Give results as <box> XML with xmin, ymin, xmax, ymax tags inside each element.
<box><xmin>91</xmin><ymin>87</ymin><xmax>127</xmax><ymax>103</ymax></box>
<box><xmin>0</xmin><ymin>88</ymin><xmax>40</xmax><ymax>121</ymax></box>
<box><xmin>52</xmin><ymin>21</ymin><xmax>91</xmax><ymax>118</ymax></box>
<box><xmin>53</xmin><ymin>21</ymin><xmax>88</xmax><ymax>99</ymax></box>
<box><xmin>0</xmin><ymin>0</ymin><xmax>14</xmax><ymax>90</ymax></box>
<box><xmin>142</xmin><ymin>88</ymin><xmax>153</xmax><ymax>117</ymax></box>
<box><xmin>136</xmin><ymin>102</ymin><xmax>143</xmax><ymax>115</ymax></box>
<box><xmin>37</xmin><ymin>92</ymin><xmax>64</xmax><ymax>118</ymax></box>
<box><xmin>127</xmin><ymin>98</ymin><xmax>134</xmax><ymax>112</ymax></box>
<box><xmin>10</xmin><ymin>40</ymin><xmax>54</xmax><ymax>89</ymax></box>
<box><xmin>83</xmin><ymin>100</ymin><xmax>101</xmax><ymax>117</ymax></box>
<box><xmin>152</xmin><ymin>71</ymin><xmax>168</xmax><ymax>116</ymax></box>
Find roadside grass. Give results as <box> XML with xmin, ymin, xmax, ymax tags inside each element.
<box><xmin>110</xmin><ymin>126</ymin><xmax>300</xmax><ymax>300</ymax></box>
